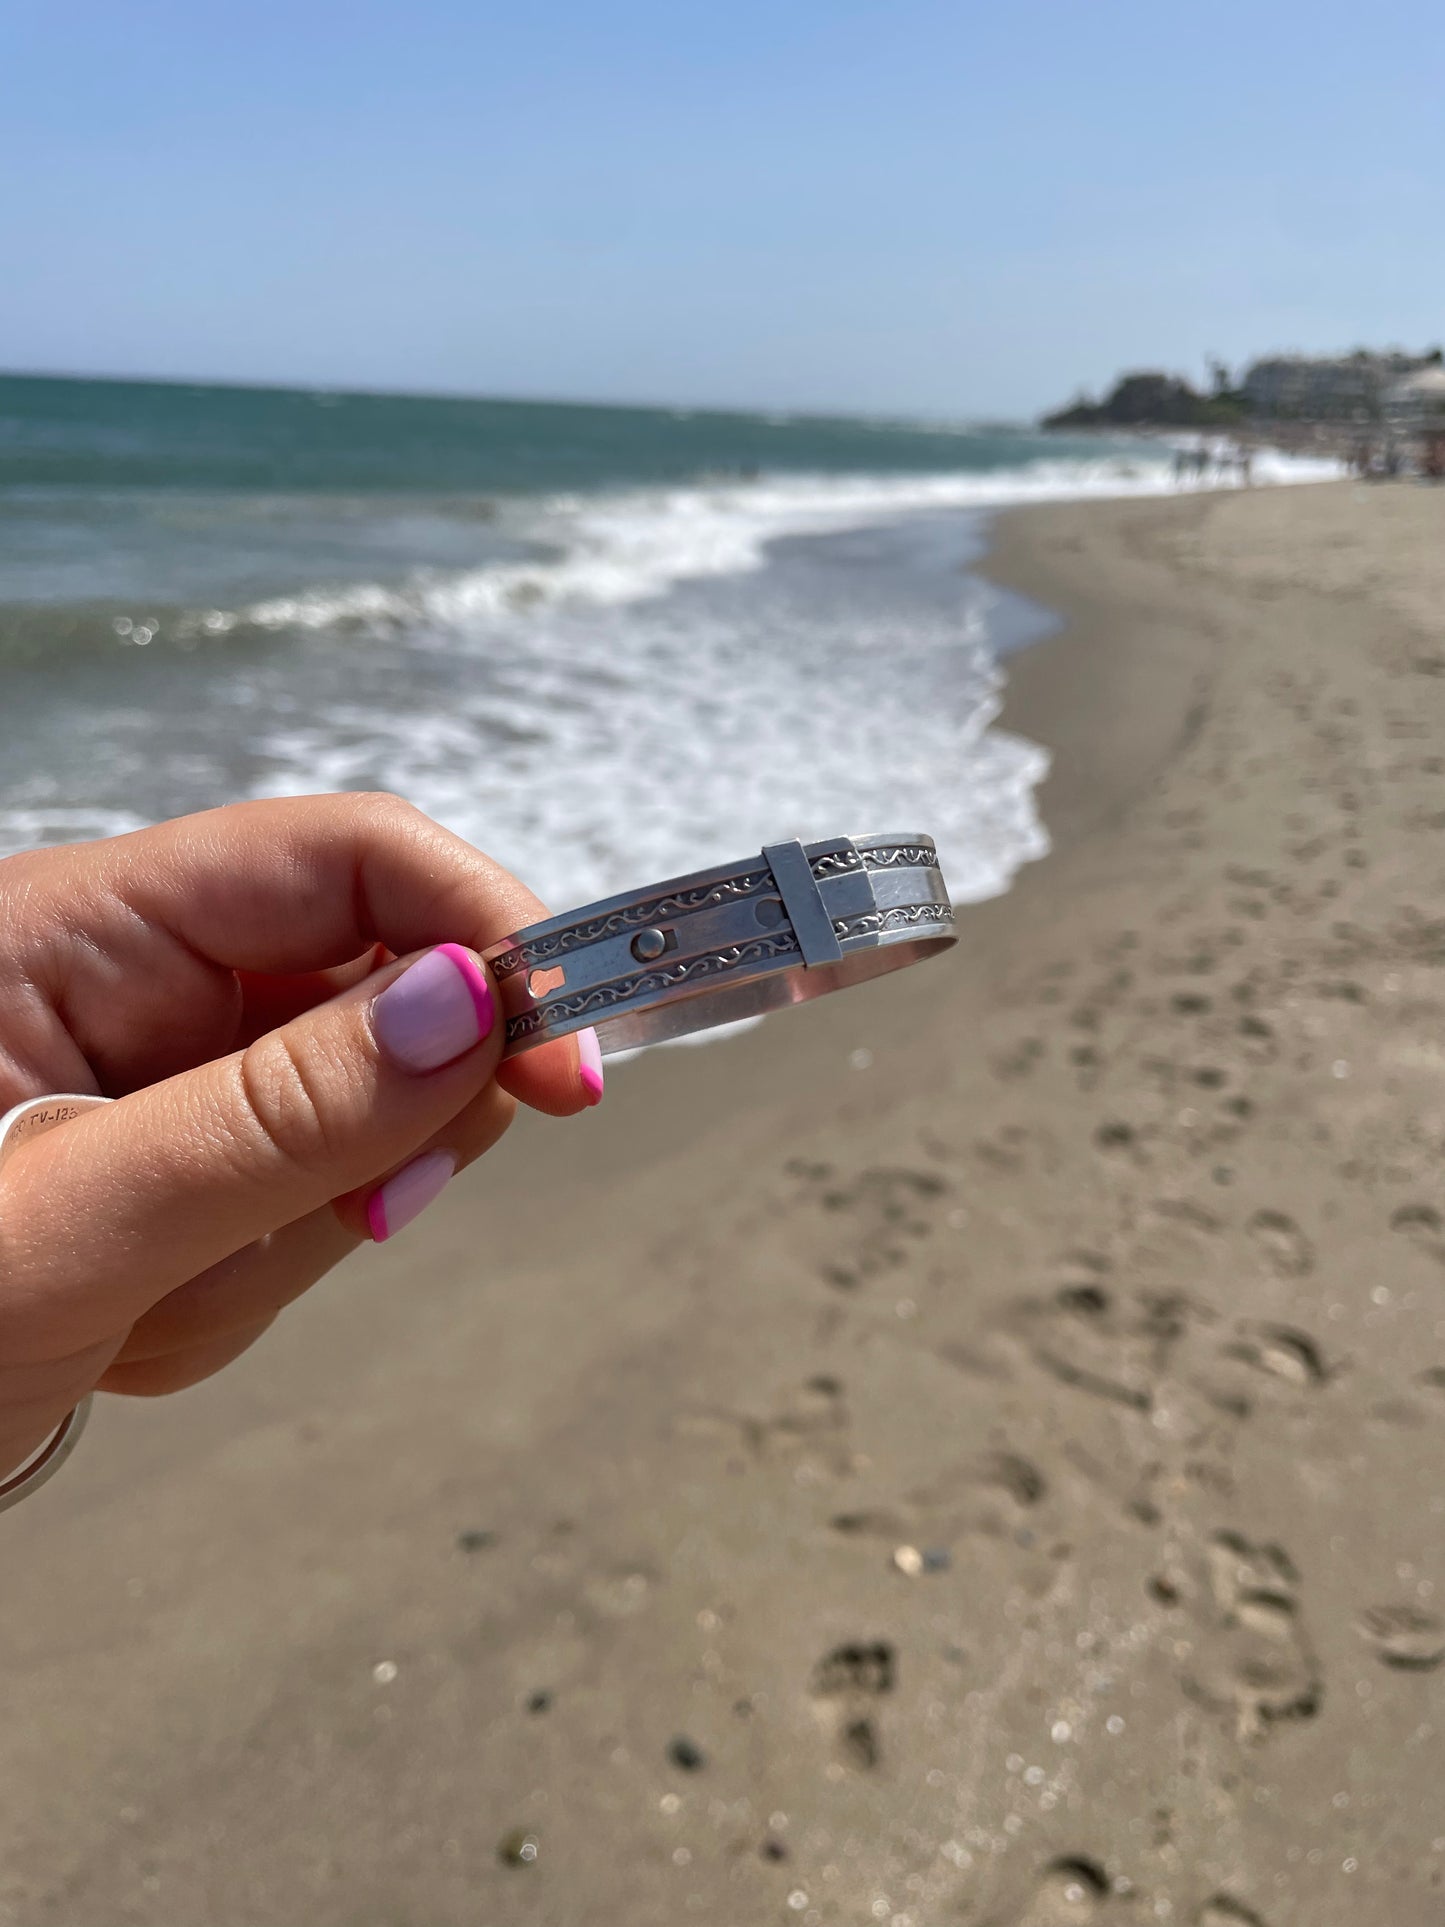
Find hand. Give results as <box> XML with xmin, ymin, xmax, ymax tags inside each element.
<box><xmin>0</xmin><ymin>793</ymin><xmax>601</xmax><ymax>1474</ymax></box>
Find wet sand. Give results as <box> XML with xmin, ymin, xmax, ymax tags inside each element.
<box><xmin>4</xmin><ymin>483</ymin><xmax>1445</xmax><ymax>1925</ymax></box>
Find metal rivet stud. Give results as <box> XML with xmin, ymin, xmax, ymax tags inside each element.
<box><xmin>631</xmin><ymin>927</ymin><xmax>669</xmax><ymax>962</ymax></box>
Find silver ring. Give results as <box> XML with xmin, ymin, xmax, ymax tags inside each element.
<box><xmin>482</xmin><ymin>833</ymin><xmax>956</xmax><ymax>1056</ymax></box>
<box><xmin>0</xmin><ymin>1093</ymin><xmax>112</xmax><ymax>1514</ymax></box>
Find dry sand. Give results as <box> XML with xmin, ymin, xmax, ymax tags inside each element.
<box><xmin>4</xmin><ymin>483</ymin><xmax>1444</xmax><ymax>1925</ymax></box>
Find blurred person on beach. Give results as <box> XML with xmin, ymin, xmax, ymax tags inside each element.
<box><xmin>0</xmin><ymin>793</ymin><xmax>602</xmax><ymax>1488</ymax></box>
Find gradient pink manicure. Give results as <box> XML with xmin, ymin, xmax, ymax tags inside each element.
<box><xmin>367</xmin><ymin>1149</ymin><xmax>457</xmax><ymax>1242</ymax></box>
<box><xmin>577</xmin><ymin>1026</ymin><xmax>604</xmax><ymax>1105</ymax></box>
<box><xmin>373</xmin><ymin>943</ymin><xmax>494</xmax><ymax>1072</ymax></box>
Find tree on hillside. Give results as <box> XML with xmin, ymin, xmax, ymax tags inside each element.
<box><xmin>1042</xmin><ymin>369</ymin><xmax>1244</xmax><ymax>430</ymax></box>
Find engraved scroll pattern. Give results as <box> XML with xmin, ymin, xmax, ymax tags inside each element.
<box><xmin>832</xmin><ymin>901</ymin><xmax>956</xmax><ymax>943</ymax></box>
<box><xmin>808</xmin><ymin>848</ymin><xmax>865</xmax><ymax>877</ymax></box>
<box><xmin>491</xmin><ymin>869</ymin><xmax>774</xmax><ymax>976</ymax></box>
<box><xmin>505</xmin><ymin>931</ymin><xmax>803</xmax><ymax>1042</ymax></box>
<box><xmin>810</xmin><ymin>842</ymin><xmax>936</xmax><ymax>878</ymax></box>
<box><xmin>862</xmin><ymin>842</ymin><xmax>939</xmax><ymax>871</ymax></box>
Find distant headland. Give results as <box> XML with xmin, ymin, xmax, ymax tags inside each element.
<box><xmin>1042</xmin><ymin>348</ymin><xmax>1444</xmax><ymax>431</ymax></box>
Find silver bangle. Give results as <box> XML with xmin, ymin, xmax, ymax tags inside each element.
<box><xmin>0</xmin><ymin>1092</ymin><xmax>111</xmax><ymax>1515</ymax></box>
<box><xmin>0</xmin><ymin>1396</ymin><xmax>93</xmax><ymax>1516</ymax></box>
<box><xmin>481</xmin><ymin>832</ymin><xmax>957</xmax><ymax>1056</ymax></box>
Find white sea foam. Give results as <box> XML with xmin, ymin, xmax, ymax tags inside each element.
<box><xmin>232</xmin><ymin>445</ymin><xmax>1337</xmax><ymax>921</ymax></box>
<box><xmin>252</xmin><ymin>621</ymin><xmax>1052</xmax><ymax>917</ymax></box>
<box><xmin>225</xmin><ymin>448</ymin><xmax>1338</xmax><ymax>640</ymax></box>
<box><xmin>0</xmin><ymin>445</ymin><xmax>1343</xmax><ymax>976</ymax></box>
<box><xmin>0</xmin><ymin>805</ymin><xmax>150</xmax><ymax>859</ymax></box>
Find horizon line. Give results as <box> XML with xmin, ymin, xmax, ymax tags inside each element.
<box><xmin>0</xmin><ymin>364</ymin><xmax>1036</xmax><ymax>434</ymax></box>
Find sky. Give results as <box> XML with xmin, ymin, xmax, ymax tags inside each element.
<box><xmin>3</xmin><ymin>0</ymin><xmax>1443</xmax><ymax>420</ymax></box>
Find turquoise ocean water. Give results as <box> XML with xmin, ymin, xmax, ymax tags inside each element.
<box><xmin>0</xmin><ymin>374</ymin><xmax>1335</xmax><ymax>906</ymax></box>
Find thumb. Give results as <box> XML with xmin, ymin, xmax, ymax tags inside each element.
<box><xmin>0</xmin><ymin>944</ymin><xmax>504</xmax><ymax>1354</ymax></box>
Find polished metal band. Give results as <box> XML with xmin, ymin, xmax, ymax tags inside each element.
<box><xmin>0</xmin><ymin>1395</ymin><xmax>93</xmax><ymax>1516</ymax></box>
<box><xmin>482</xmin><ymin>833</ymin><xmax>956</xmax><ymax>1056</ymax></box>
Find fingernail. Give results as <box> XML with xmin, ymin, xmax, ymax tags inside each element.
<box><xmin>367</xmin><ymin>1149</ymin><xmax>457</xmax><ymax>1242</ymax></box>
<box><xmin>373</xmin><ymin>943</ymin><xmax>494</xmax><ymax>1072</ymax></box>
<box><xmin>578</xmin><ymin>1026</ymin><xmax>604</xmax><ymax>1105</ymax></box>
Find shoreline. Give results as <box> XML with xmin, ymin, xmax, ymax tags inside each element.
<box><xmin>6</xmin><ymin>482</ymin><xmax>1445</xmax><ymax>1924</ymax></box>
<box><xmin>985</xmin><ymin>499</ymin><xmax>1214</xmax><ymax>854</ymax></box>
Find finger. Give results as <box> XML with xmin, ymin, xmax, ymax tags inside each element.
<box><xmin>496</xmin><ymin>1027</ymin><xmax>604</xmax><ymax>1117</ymax></box>
<box><xmin>13</xmin><ymin>793</ymin><xmax>576</xmax><ymax>1115</ymax></box>
<box><xmin>236</xmin><ymin>957</ymin><xmax>606</xmax><ymax>1113</ymax></box>
<box><xmin>1</xmin><ymin>942</ymin><xmax>511</xmax><ymax>1352</ymax></box>
<box><xmin>98</xmin><ymin>1316</ymin><xmax>279</xmax><ymax>1397</ymax></box>
<box><xmin>234</xmin><ymin>947</ymin><xmax>386</xmax><ymax>1042</ymax></box>
<box><xmin>0</xmin><ymin>1334</ymin><xmax>124</xmax><ymax>1473</ymax></box>
<box><xmin>115</xmin><ymin>1079</ymin><xmax>516</xmax><ymax>1363</ymax></box>
<box><xmin>52</xmin><ymin>793</ymin><xmax>545</xmax><ymax>972</ymax></box>
<box><xmin>112</xmin><ymin>1218</ymin><xmax>355</xmax><ymax>1366</ymax></box>
<box><xmin>238</xmin><ymin>963</ymin><xmax>605</xmax><ymax>1113</ymax></box>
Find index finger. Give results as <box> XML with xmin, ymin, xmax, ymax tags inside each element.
<box><xmin>104</xmin><ymin>792</ymin><xmax>546</xmax><ymax>973</ymax></box>
<box><xmin>29</xmin><ymin>793</ymin><xmax>593</xmax><ymax>1117</ymax></box>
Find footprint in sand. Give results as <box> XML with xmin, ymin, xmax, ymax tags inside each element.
<box><xmin>975</xmin><ymin>1448</ymin><xmax>1049</xmax><ymax>1508</ymax></box>
<box><xmin>1012</xmin><ymin>1280</ymin><xmax>1212</xmax><ymax>1416</ymax></box>
<box><xmin>1246</xmin><ymin>1209</ymin><xmax>1314</xmax><ymax>1277</ymax></box>
<box><xmin>809</xmin><ymin>1639</ymin><xmax>895</xmax><ymax>1771</ymax></box>
<box><xmin>1391</xmin><ymin>1203</ymin><xmax>1445</xmax><ymax>1262</ymax></box>
<box><xmin>1094</xmin><ymin>1119</ymin><xmax>1141</xmax><ymax>1156</ymax></box>
<box><xmin>1221</xmin><ymin>1322</ymin><xmax>1333</xmax><ymax>1390</ymax></box>
<box><xmin>784</xmin><ymin>1159</ymin><xmax>948</xmax><ymax>1290</ymax></box>
<box><xmin>1197</xmin><ymin>1899</ymin><xmax>1268</xmax><ymax>1926</ymax></box>
<box><xmin>811</xmin><ymin>1639</ymin><xmax>895</xmax><ymax>1696</ymax></box>
<box><xmin>991</xmin><ymin>1035</ymin><xmax>1046</xmax><ymax>1081</ymax></box>
<box><xmin>1153</xmin><ymin>1198</ymin><xmax>1223</xmax><ymax>1235</ymax></box>
<box><xmin>1006</xmin><ymin>1857</ymin><xmax>1118</xmax><ymax>1924</ymax></box>
<box><xmin>973</xmin><ymin>1124</ymin><xmax>1034</xmax><ymax>1174</ymax></box>
<box><xmin>1181</xmin><ymin>1530</ymin><xmax>1322</xmax><ymax>1741</ymax></box>
<box><xmin>1356</xmin><ymin>1603</ymin><xmax>1445</xmax><ymax>1671</ymax></box>
<box><xmin>1237</xmin><ymin>1013</ymin><xmax>1277</xmax><ymax>1063</ymax></box>
<box><xmin>678</xmin><ymin>1374</ymin><xmax>855</xmax><ymax>1481</ymax></box>
<box><xmin>1171</xmin><ymin>991</ymin><xmax>1212</xmax><ymax>1016</ymax></box>
<box><xmin>830</xmin><ymin>1447</ymin><xmax>1050</xmax><ymax>1561</ymax></box>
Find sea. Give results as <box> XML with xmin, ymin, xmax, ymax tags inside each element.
<box><xmin>0</xmin><ymin>374</ymin><xmax>1338</xmax><ymax>911</ymax></box>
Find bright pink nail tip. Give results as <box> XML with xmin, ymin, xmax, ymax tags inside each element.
<box><xmin>366</xmin><ymin>1149</ymin><xmax>456</xmax><ymax>1243</ymax></box>
<box><xmin>435</xmin><ymin>943</ymin><xmax>494</xmax><ymax>1039</ymax></box>
<box><xmin>577</xmin><ymin>1027</ymin><xmax>604</xmax><ymax>1106</ymax></box>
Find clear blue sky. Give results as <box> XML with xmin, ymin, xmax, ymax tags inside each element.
<box><xmin>4</xmin><ymin>0</ymin><xmax>1442</xmax><ymax>419</ymax></box>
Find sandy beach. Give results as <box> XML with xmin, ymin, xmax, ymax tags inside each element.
<box><xmin>4</xmin><ymin>482</ymin><xmax>1444</xmax><ymax>1925</ymax></box>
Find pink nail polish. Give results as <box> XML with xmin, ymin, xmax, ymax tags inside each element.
<box><xmin>578</xmin><ymin>1026</ymin><xmax>604</xmax><ymax>1105</ymax></box>
<box><xmin>367</xmin><ymin>1149</ymin><xmax>457</xmax><ymax>1242</ymax></box>
<box><xmin>373</xmin><ymin>943</ymin><xmax>494</xmax><ymax>1073</ymax></box>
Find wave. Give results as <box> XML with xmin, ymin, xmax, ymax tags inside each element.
<box><xmin>0</xmin><ymin>442</ymin><xmax>1342</xmax><ymax>955</ymax></box>
<box><xmin>198</xmin><ymin>448</ymin><xmax>1341</xmax><ymax>643</ymax></box>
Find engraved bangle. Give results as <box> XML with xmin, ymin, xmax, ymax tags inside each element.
<box><xmin>481</xmin><ymin>832</ymin><xmax>957</xmax><ymax>1057</ymax></box>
